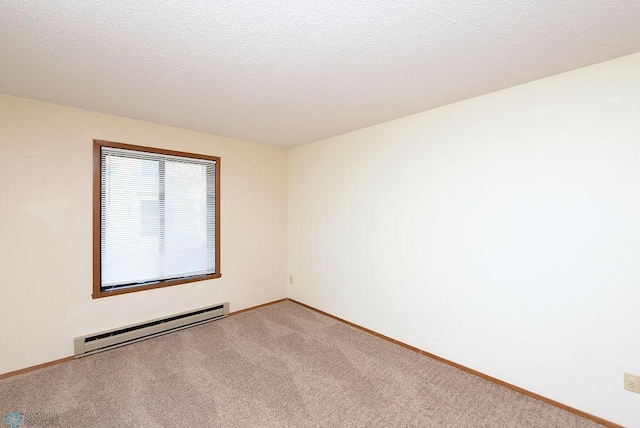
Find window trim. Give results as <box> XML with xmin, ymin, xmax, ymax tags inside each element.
<box><xmin>92</xmin><ymin>139</ymin><xmax>221</xmax><ymax>299</ymax></box>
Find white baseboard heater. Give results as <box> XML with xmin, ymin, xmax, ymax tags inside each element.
<box><xmin>74</xmin><ymin>302</ymin><xmax>229</xmax><ymax>358</ymax></box>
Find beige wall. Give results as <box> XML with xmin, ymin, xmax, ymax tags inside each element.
<box><xmin>288</xmin><ymin>52</ymin><xmax>640</xmax><ymax>427</ymax></box>
<box><xmin>0</xmin><ymin>95</ymin><xmax>288</xmax><ymax>375</ymax></box>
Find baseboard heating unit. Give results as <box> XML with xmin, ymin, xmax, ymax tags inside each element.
<box><xmin>74</xmin><ymin>302</ymin><xmax>229</xmax><ymax>357</ymax></box>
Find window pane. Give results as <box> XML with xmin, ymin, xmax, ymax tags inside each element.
<box><xmin>101</xmin><ymin>155</ymin><xmax>160</xmax><ymax>286</ymax></box>
<box><xmin>165</xmin><ymin>160</ymin><xmax>214</xmax><ymax>277</ymax></box>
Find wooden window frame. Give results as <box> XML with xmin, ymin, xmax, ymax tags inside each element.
<box><xmin>92</xmin><ymin>139</ymin><xmax>221</xmax><ymax>299</ymax></box>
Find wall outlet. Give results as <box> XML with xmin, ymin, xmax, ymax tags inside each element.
<box><xmin>624</xmin><ymin>373</ymin><xmax>639</xmax><ymax>393</ymax></box>
<box><xmin>289</xmin><ymin>276</ymin><xmax>293</xmax><ymax>284</ymax></box>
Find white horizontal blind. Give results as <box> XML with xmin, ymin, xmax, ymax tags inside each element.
<box><xmin>100</xmin><ymin>147</ymin><xmax>217</xmax><ymax>290</ymax></box>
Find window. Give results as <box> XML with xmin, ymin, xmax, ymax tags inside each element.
<box><xmin>93</xmin><ymin>140</ymin><xmax>220</xmax><ymax>298</ymax></box>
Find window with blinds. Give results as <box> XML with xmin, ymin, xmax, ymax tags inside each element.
<box><xmin>93</xmin><ymin>140</ymin><xmax>221</xmax><ymax>298</ymax></box>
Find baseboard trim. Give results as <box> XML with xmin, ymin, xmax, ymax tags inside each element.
<box><xmin>288</xmin><ymin>298</ymin><xmax>619</xmax><ymax>428</ymax></box>
<box><xmin>229</xmin><ymin>298</ymin><xmax>288</xmax><ymax>316</ymax></box>
<box><xmin>0</xmin><ymin>356</ymin><xmax>74</xmax><ymax>381</ymax></box>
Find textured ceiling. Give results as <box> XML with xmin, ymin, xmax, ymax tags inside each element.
<box><xmin>1</xmin><ymin>1</ymin><xmax>639</xmax><ymax>148</ymax></box>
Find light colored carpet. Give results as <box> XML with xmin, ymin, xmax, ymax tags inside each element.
<box><xmin>0</xmin><ymin>301</ymin><xmax>602</xmax><ymax>427</ymax></box>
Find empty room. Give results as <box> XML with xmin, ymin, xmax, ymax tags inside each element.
<box><xmin>1</xmin><ymin>1</ymin><xmax>639</xmax><ymax>427</ymax></box>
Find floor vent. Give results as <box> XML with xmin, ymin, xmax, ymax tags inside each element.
<box><xmin>74</xmin><ymin>302</ymin><xmax>229</xmax><ymax>357</ymax></box>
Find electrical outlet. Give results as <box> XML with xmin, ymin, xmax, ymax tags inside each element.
<box><xmin>624</xmin><ymin>373</ymin><xmax>639</xmax><ymax>394</ymax></box>
<box><xmin>289</xmin><ymin>276</ymin><xmax>293</xmax><ymax>284</ymax></box>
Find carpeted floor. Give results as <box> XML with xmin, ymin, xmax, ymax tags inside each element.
<box><xmin>0</xmin><ymin>301</ymin><xmax>602</xmax><ymax>427</ymax></box>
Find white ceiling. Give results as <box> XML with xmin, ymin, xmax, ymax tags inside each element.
<box><xmin>1</xmin><ymin>1</ymin><xmax>639</xmax><ymax>148</ymax></box>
